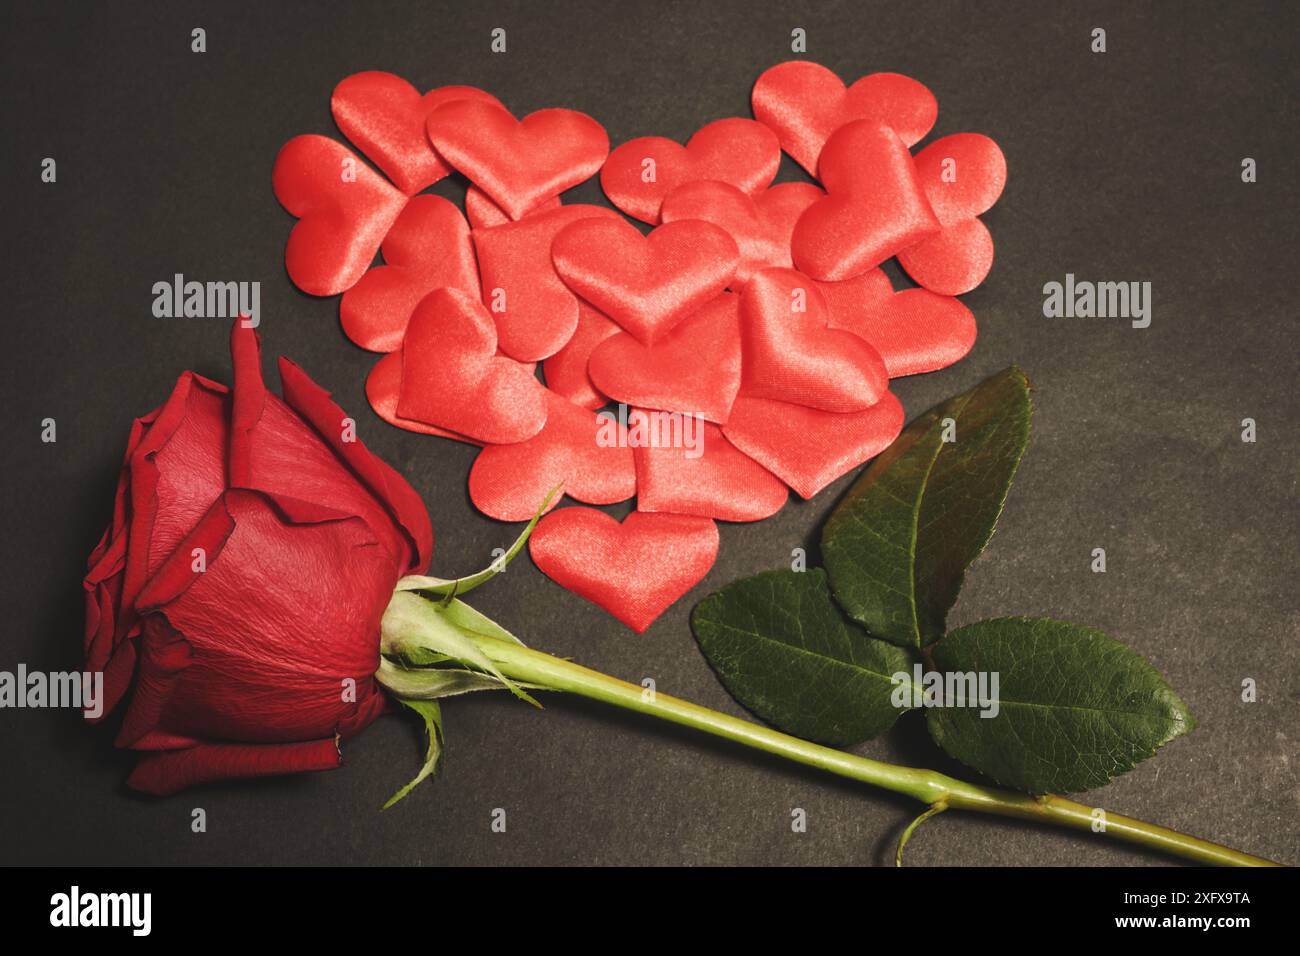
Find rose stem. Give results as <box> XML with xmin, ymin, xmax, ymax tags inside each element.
<box><xmin>462</xmin><ymin>631</ymin><xmax>1280</xmax><ymax>868</ymax></box>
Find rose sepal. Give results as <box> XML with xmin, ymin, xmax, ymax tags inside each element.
<box><xmin>394</xmin><ymin>484</ymin><xmax>560</xmax><ymax>599</ymax></box>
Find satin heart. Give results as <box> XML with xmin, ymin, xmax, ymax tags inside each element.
<box><xmin>587</xmin><ymin>293</ymin><xmax>742</xmax><ymax>423</ymax></box>
<box><xmin>552</xmin><ymin>217</ymin><xmax>739</xmax><ymax>345</ymax></box>
<box><xmin>331</xmin><ymin>73</ymin><xmax>503</xmax><ymax>195</ymax></box>
<box><xmin>272</xmin><ymin>135</ymin><xmax>408</xmax><ymax>296</ymax></box>
<box><xmin>396</xmin><ymin>288</ymin><xmax>548</xmax><ymax>444</ymax></box>
<box><xmin>790</xmin><ymin>121</ymin><xmax>940</xmax><ymax>281</ymax></box>
<box><xmin>542</xmin><ymin>300</ymin><xmax>620</xmax><ymax>410</ymax></box>
<box><xmin>426</xmin><ymin>100</ymin><xmax>608</xmax><ymax>221</ymax></box>
<box><xmin>366</xmin><ymin>352</ymin><xmax>481</xmax><ymax>444</ymax></box>
<box><xmin>469</xmin><ymin>390</ymin><xmax>636</xmax><ymax>522</ymax></box>
<box><xmin>723</xmin><ymin>391</ymin><xmax>905</xmax><ymax>499</ymax></box>
<box><xmin>660</xmin><ymin>181</ymin><xmax>823</xmax><ymax>287</ymax></box>
<box><xmin>897</xmin><ymin>219</ymin><xmax>994</xmax><ymax>297</ymax></box>
<box><xmin>752</xmin><ymin>60</ymin><xmax>937</xmax><ymax>174</ymax></box>
<box><xmin>739</xmin><ymin>268</ymin><xmax>887</xmax><ymax>412</ymax></box>
<box><xmin>600</xmin><ymin>117</ymin><xmax>781</xmax><ymax>223</ymax></box>
<box><xmin>898</xmin><ymin>133</ymin><xmax>1007</xmax><ymax>295</ymax></box>
<box><xmin>474</xmin><ymin>204</ymin><xmax>622</xmax><ymax>362</ymax></box>
<box><xmin>465</xmin><ymin>186</ymin><xmax>562</xmax><ymax>229</ymax></box>
<box><xmin>339</xmin><ymin>195</ymin><xmax>478</xmax><ymax>352</ymax></box>
<box><xmin>529</xmin><ymin>508</ymin><xmax>719</xmax><ymax>632</ymax></box>
<box><xmin>818</xmin><ymin>269</ymin><xmax>977</xmax><ymax>377</ymax></box>
<box><xmin>632</xmin><ymin>412</ymin><xmax>786</xmax><ymax>522</ymax></box>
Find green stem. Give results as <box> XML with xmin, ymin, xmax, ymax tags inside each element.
<box><xmin>459</xmin><ymin>632</ymin><xmax>1280</xmax><ymax>867</ymax></box>
<box><xmin>896</xmin><ymin>802</ymin><xmax>948</xmax><ymax>866</ymax></box>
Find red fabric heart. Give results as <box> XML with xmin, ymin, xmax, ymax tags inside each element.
<box><xmin>469</xmin><ymin>390</ymin><xmax>636</xmax><ymax>522</ymax></box>
<box><xmin>660</xmin><ymin>181</ymin><xmax>823</xmax><ymax>287</ymax></box>
<box><xmin>897</xmin><ymin>133</ymin><xmax>1007</xmax><ymax>295</ymax></box>
<box><xmin>396</xmin><ymin>288</ymin><xmax>548</xmax><ymax>444</ymax></box>
<box><xmin>366</xmin><ymin>352</ymin><xmax>481</xmax><ymax>444</ymax></box>
<box><xmin>331</xmin><ymin>73</ymin><xmax>503</xmax><ymax>195</ymax></box>
<box><xmin>542</xmin><ymin>300</ymin><xmax>620</xmax><ymax>410</ymax></box>
<box><xmin>552</xmin><ymin>217</ymin><xmax>739</xmax><ymax>345</ymax></box>
<box><xmin>529</xmin><ymin>508</ymin><xmax>719</xmax><ymax>632</ymax></box>
<box><xmin>339</xmin><ymin>195</ymin><xmax>479</xmax><ymax>352</ymax></box>
<box><xmin>587</xmin><ymin>293</ymin><xmax>742</xmax><ymax>423</ymax></box>
<box><xmin>275</xmin><ymin>65</ymin><xmax>1004</xmax><ymax>631</ymax></box>
<box><xmin>272</xmin><ymin>135</ymin><xmax>408</xmax><ymax>296</ymax></box>
<box><xmin>723</xmin><ymin>390</ymin><xmax>905</xmax><ymax>499</ymax></box>
<box><xmin>600</xmin><ymin>117</ymin><xmax>781</xmax><ymax>223</ymax></box>
<box><xmin>465</xmin><ymin>186</ymin><xmax>562</xmax><ymax>229</ymax></box>
<box><xmin>897</xmin><ymin>219</ymin><xmax>994</xmax><ymax>297</ymax></box>
<box><xmin>818</xmin><ymin>269</ymin><xmax>977</xmax><ymax>377</ymax></box>
<box><xmin>473</xmin><ymin>204</ymin><xmax>622</xmax><ymax>362</ymax></box>
<box><xmin>752</xmin><ymin>61</ymin><xmax>937</xmax><ymax>175</ymax></box>
<box><xmin>632</xmin><ymin>411</ymin><xmax>787</xmax><ymax>522</ymax></box>
<box><xmin>790</xmin><ymin>121</ymin><xmax>940</xmax><ymax>282</ymax></box>
<box><xmin>426</xmin><ymin>100</ymin><xmax>609</xmax><ymax>221</ymax></box>
<box><xmin>739</xmin><ymin>268</ymin><xmax>888</xmax><ymax>412</ymax></box>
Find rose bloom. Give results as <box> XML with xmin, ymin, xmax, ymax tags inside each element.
<box><xmin>82</xmin><ymin>324</ymin><xmax>432</xmax><ymax>795</ymax></box>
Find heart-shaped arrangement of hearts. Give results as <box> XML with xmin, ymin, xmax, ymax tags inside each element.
<box><xmin>273</xmin><ymin>62</ymin><xmax>1006</xmax><ymax>632</ymax></box>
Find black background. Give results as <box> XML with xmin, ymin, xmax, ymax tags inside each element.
<box><xmin>1</xmin><ymin>0</ymin><xmax>1296</xmax><ymax>866</ymax></box>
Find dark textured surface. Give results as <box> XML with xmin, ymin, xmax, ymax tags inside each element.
<box><xmin>1</xmin><ymin>0</ymin><xmax>1296</xmax><ymax>866</ymax></box>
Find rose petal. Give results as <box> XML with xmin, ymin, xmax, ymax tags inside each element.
<box><xmin>127</xmin><ymin>738</ymin><xmax>342</xmax><ymax>796</ymax></box>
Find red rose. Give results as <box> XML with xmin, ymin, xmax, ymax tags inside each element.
<box><xmin>83</xmin><ymin>323</ymin><xmax>432</xmax><ymax>795</ymax></box>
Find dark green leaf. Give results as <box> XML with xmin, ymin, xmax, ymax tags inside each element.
<box><xmin>822</xmin><ymin>366</ymin><xmax>1031</xmax><ymax>648</ymax></box>
<box><xmin>691</xmin><ymin>568</ymin><xmax>917</xmax><ymax>747</ymax></box>
<box><xmin>926</xmin><ymin>617</ymin><xmax>1197</xmax><ymax>793</ymax></box>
